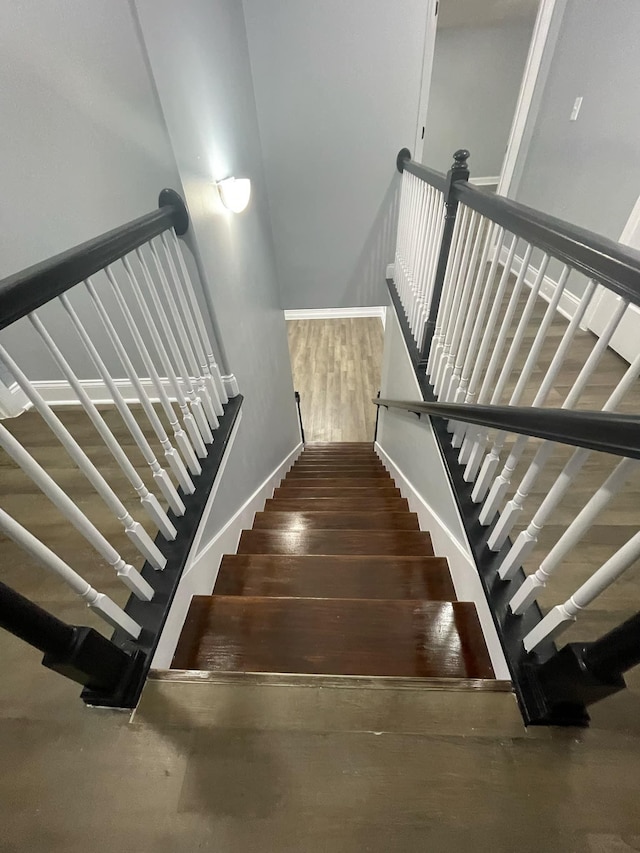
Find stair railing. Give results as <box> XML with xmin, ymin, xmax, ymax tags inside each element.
<box><xmin>0</xmin><ymin>189</ymin><xmax>242</xmax><ymax>707</ymax></box>
<box><xmin>387</xmin><ymin>147</ymin><xmax>640</xmax><ymax>725</ymax></box>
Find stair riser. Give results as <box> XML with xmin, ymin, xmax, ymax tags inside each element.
<box><xmin>273</xmin><ymin>487</ymin><xmax>401</xmax><ymax>498</ymax></box>
<box><xmin>237</xmin><ymin>529</ymin><xmax>434</xmax><ymax>556</ymax></box>
<box><xmin>215</xmin><ymin>554</ymin><xmax>455</xmax><ymax>600</ymax></box>
<box><xmin>252</xmin><ymin>512</ymin><xmax>420</xmax><ymax>530</ymax></box>
<box><xmin>287</xmin><ymin>470</ymin><xmax>390</xmax><ymax>479</ymax></box>
<box><xmin>278</xmin><ymin>479</ymin><xmax>398</xmax><ymax>489</ymax></box>
<box><xmin>263</xmin><ymin>498</ymin><xmax>409</xmax><ymax>512</ymax></box>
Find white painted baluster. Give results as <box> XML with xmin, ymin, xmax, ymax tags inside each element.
<box><xmin>0</xmin><ymin>507</ymin><xmax>141</xmax><ymax>639</ymax></box>
<box><xmin>512</xmin><ymin>458</ymin><xmax>640</xmax><ymax>619</ymax></box>
<box><xmin>148</xmin><ymin>240</ymin><xmax>219</xmax><ymax>431</ymax></box>
<box><xmin>485</xmin><ymin>279</ymin><xmax>598</xmax><ymax>549</ymax></box>
<box><xmin>470</xmin><ymin>247</ymin><xmax>544</xmax><ymax>503</ymax></box>
<box><xmin>502</xmin><ymin>345</ymin><xmax>640</xmax><ymax>585</ymax></box>
<box><xmin>135</xmin><ymin>248</ymin><xmax>212</xmax><ymax>450</ymax></box>
<box><xmin>463</xmin><ymin>241</ymin><xmax>531</xmax><ymax>481</ymax></box>
<box><xmin>0</xmin><ymin>423</ymin><xmax>154</xmax><ymax>602</ymax></box>
<box><xmin>0</xmin><ymin>344</ymin><xmax>166</xmax><ymax>570</ymax></box>
<box><xmin>458</xmin><ymin>235</ymin><xmax>518</xmax><ymax>466</ymax></box>
<box><xmin>62</xmin><ymin>288</ymin><xmax>185</xmax><ymax>523</ymax></box>
<box><xmin>450</xmin><ymin>226</ymin><xmax>506</xmax><ymax>448</ymax></box>
<box><xmin>479</xmin><ymin>293</ymin><xmax>629</xmax><ymax>529</ymax></box>
<box><xmin>160</xmin><ymin>233</ymin><xmax>223</xmax><ymax>420</ymax></box>
<box><xmin>523</xmin><ymin>525</ymin><xmax>640</xmax><ymax>654</ymax></box>
<box><xmin>408</xmin><ymin>176</ymin><xmax>425</xmax><ymax>335</ymax></box>
<box><xmin>106</xmin><ymin>264</ymin><xmax>195</xmax><ymax>494</ymax></box>
<box><xmin>427</xmin><ymin>206</ymin><xmax>467</xmax><ymax>377</ymax></box>
<box><xmin>411</xmin><ymin>186</ymin><xmax>436</xmax><ymax>339</ymax></box>
<box><xmin>394</xmin><ymin>172</ymin><xmax>410</xmax><ymax>307</ymax></box>
<box><xmin>434</xmin><ymin>208</ymin><xmax>478</xmax><ymax>395</ymax></box>
<box><xmin>444</xmin><ymin>217</ymin><xmax>492</xmax><ymax>405</ymax></box>
<box><xmin>122</xmin><ymin>255</ymin><xmax>205</xmax><ymax>469</ymax></box>
<box><xmin>398</xmin><ymin>172</ymin><xmax>414</xmax><ymax>311</ymax></box>
<box><xmin>418</xmin><ymin>193</ymin><xmax>447</xmax><ymax>353</ymax></box>
<box><xmin>30</xmin><ymin>310</ymin><xmax>180</xmax><ymax>540</ymax></box>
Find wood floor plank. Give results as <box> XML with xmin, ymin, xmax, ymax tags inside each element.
<box><xmin>171</xmin><ymin>597</ymin><xmax>493</xmax><ymax>678</ymax></box>
<box><xmin>214</xmin><ymin>554</ymin><xmax>456</xmax><ymax>601</ymax></box>
<box><xmin>237</xmin><ymin>529</ymin><xmax>434</xmax><ymax>556</ymax></box>
<box><xmin>252</xmin><ymin>511</ymin><xmax>419</xmax><ymax>530</ymax></box>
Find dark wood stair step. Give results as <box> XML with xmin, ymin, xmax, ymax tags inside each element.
<box><xmin>293</xmin><ymin>458</ymin><xmax>384</xmax><ymax>467</ymax></box>
<box><xmin>171</xmin><ymin>597</ymin><xmax>493</xmax><ymax>678</ymax></box>
<box><xmin>286</xmin><ymin>468</ymin><xmax>390</xmax><ymax>479</ymax></box>
<box><xmin>273</xmin><ymin>486</ymin><xmax>401</xmax><ymax>498</ymax></box>
<box><xmin>252</xmin><ymin>511</ymin><xmax>419</xmax><ymax>530</ymax></box>
<box><xmin>304</xmin><ymin>442</ymin><xmax>373</xmax><ymax>447</ymax></box>
<box><xmin>264</xmin><ymin>496</ymin><xmax>409</xmax><ymax>512</ymax></box>
<box><xmin>237</xmin><ymin>529</ymin><xmax>433</xmax><ymax>556</ymax></box>
<box><xmin>214</xmin><ymin>554</ymin><xmax>456</xmax><ymax>600</ymax></box>
<box><xmin>278</xmin><ymin>478</ymin><xmax>398</xmax><ymax>489</ymax></box>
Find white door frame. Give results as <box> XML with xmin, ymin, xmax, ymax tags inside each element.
<box><xmin>412</xmin><ymin>0</ymin><xmax>439</xmax><ymax>163</ymax></box>
<box><xmin>496</xmin><ymin>0</ymin><xmax>559</xmax><ymax>197</ymax></box>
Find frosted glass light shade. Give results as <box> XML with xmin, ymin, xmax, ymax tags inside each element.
<box><xmin>217</xmin><ymin>177</ymin><xmax>251</xmax><ymax>213</ymax></box>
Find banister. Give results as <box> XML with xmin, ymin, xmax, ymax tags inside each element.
<box><xmin>374</xmin><ymin>398</ymin><xmax>640</xmax><ymax>460</ymax></box>
<box><xmin>396</xmin><ymin>150</ymin><xmax>640</xmax><ymax>308</ymax></box>
<box><xmin>0</xmin><ymin>188</ymin><xmax>188</xmax><ymax>332</ymax></box>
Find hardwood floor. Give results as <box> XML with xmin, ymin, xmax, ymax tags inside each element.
<box><xmin>287</xmin><ymin>317</ymin><xmax>383</xmax><ymax>442</ymax></box>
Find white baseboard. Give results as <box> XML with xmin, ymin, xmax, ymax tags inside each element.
<box><xmin>284</xmin><ymin>306</ymin><xmax>387</xmax><ymax>326</ymax></box>
<box><xmin>499</xmin><ymin>247</ymin><xmax>581</xmax><ymax>322</ymax></box>
<box><xmin>0</xmin><ymin>382</ymin><xmax>29</xmax><ymax>418</ymax></box>
<box><xmin>151</xmin><ymin>436</ymin><xmax>303</xmax><ymax>669</ymax></box>
<box><xmin>375</xmin><ymin>441</ymin><xmax>510</xmax><ymax>680</ymax></box>
<box><xmin>26</xmin><ymin>377</ymin><xmax>175</xmax><ymax>407</ymax></box>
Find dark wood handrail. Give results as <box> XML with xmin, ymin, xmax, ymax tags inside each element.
<box><xmin>375</xmin><ymin>398</ymin><xmax>640</xmax><ymax>460</ymax></box>
<box><xmin>0</xmin><ymin>188</ymin><xmax>189</xmax><ymax>332</ymax></box>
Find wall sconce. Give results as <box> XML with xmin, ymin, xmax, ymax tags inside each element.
<box><xmin>216</xmin><ymin>177</ymin><xmax>251</xmax><ymax>213</ymax></box>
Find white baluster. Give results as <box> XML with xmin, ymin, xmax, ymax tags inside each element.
<box><xmin>444</xmin><ymin>217</ymin><xmax>492</xmax><ymax>405</ymax></box>
<box><xmin>135</xmin><ymin>248</ymin><xmax>212</xmax><ymax>451</ymax></box>
<box><xmin>418</xmin><ymin>194</ymin><xmax>447</xmax><ymax>353</ymax></box>
<box><xmin>0</xmin><ymin>423</ymin><xmax>154</xmax><ymax>602</ymax></box>
<box><xmin>148</xmin><ymin>240</ymin><xmax>219</xmax><ymax>430</ymax></box>
<box><xmin>106</xmin><ymin>264</ymin><xmax>195</xmax><ymax>494</ymax></box>
<box><xmin>0</xmin><ymin>507</ymin><xmax>141</xmax><ymax>639</ymax></box>
<box><xmin>503</xmin><ymin>346</ymin><xmax>640</xmax><ymax>586</ymax></box>
<box><xmin>30</xmin><ymin>310</ymin><xmax>180</xmax><ymax>541</ymax></box>
<box><xmin>409</xmin><ymin>184</ymin><xmax>433</xmax><ymax>338</ymax></box>
<box><xmin>160</xmin><ymin>233</ymin><xmax>224</xmax><ymax>419</ymax></box>
<box><xmin>0</xmin><ymin>344</ymin><xmax>166</xmax><ymax>570</ymax></box>
<box><xmin>84</xmin><ymin>274</ymin><xmax>191</xmax><ymax>510</ymax></box>
<box><xmin>480</xmin><ymin>293</ymin><xmax>629</xmax><ymax>529</ymax></box>
<box><xmin>122</xmin><ymin>255</ymin><xmax>204</xmax><ymax>470</ymax></box>
<box><xmin>457</xmin><ymin>233</ymin><xmax>517</xmax><ymax>464</ymax></box>
<box><xmin>426</xmin><ymin>204</ymin><xmax>466</xmax><ymax>376</ymax></box>
<box><xmin>450</xmin><ymin>226</ymin><xmax>506</xmax><ymax>448</ymax></box>
<box><xmin>523</xmin><ymin>526</ymin><xmax>640</xmax><ymax>654</ymax></box>
<box><xmin>434</xmin><ymin>208</ymin><xmax>478</xmax><ymax>395</ymax></box>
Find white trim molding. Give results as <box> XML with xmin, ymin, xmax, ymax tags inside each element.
<box><xmin>284</xmin><ymin>306</ymin><xmax>387</xmax><ymax>325</ymax></box>
<box><xmin>375</xmin><ymin>441</ymin><xmax>509</xmax><ymax>680</ymax></box>
<box><xmin>469</xmin><ymin>176</ymin><xmax>500</xmax><ymax>188</ymax></box>
<box><xmin>28</xmin><ymin>377</ymin><xmax>176</xmax><ymax>408</ymax></box>
<box><xmin>222</xmin><ymin>374</ymin><xmax>240</xmax><ymax>397</ymax></box>
<box><xmin>497</xmin><ymin>0</ymin><xmax>560</xmax><ymax>198</ymax></box>
<box><xmin>498</xmin><ymin>246</ymin><xmax>581</xmax><ymax>322</ymax></box>
<box><xmin>151</xmin><ymin>436</ymin><xmax>303</xmax><ymax>668</ymax></box>
<box><xmin>0</xmin><ymin>381</ymin><xmax>29</xmax><ymax>419</ymax></box>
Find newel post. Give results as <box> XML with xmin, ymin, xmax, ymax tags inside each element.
<box><xmin>419</xmin><ymin>149</ymin><xmax>470</xmax><ymax>366</ymax></box>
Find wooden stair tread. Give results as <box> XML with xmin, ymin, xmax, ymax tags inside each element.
<box><xmin>278</xmin><ymin>478</ymin><xmax>398</xmax><ymax>489</ymax></box>
<box><xmin>273</xmin><ymin>486</ymin><xmax>401</xmax><ymax>498</ymax></box>
<box><xmin>171</xmin><ymin>597</ymin><xmax>493</xmax><ymax>678</ymax></box>
<box><xmin>286</xmin><ymin>469</ymin><xmax>390</xmax><ymax>478</ymax></box>
<box><xmin>237</xmin><ymin>529</ymin><xmax>433</xmax><ymax>556</ymax></box>
<box><xmin>252</xmin><ymin>511</ymin><xmax>419</xmax><ymax>530</ymax></box>
<box><xmin>215</xmin><ymin>554</ymin><xmax>456</xmax><ymax>600</ymax></box>
<box><xmin>264</xmin><ymin>497</ymin><xmax>410</xmax><ymax>512</ymax></box>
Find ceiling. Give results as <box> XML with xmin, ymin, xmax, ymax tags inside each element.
<box><xmin>438</xmin><ymin>0</ymin><xmax>539</xmax><ymax>29</ymax></box>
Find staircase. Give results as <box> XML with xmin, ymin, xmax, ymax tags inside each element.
<box><xmin>171</xmin><ymin>443</ymin><xmax>494</xmax><ymax>680</ymax></box>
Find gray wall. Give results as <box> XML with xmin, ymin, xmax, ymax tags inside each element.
<box><xmin>377</xmin><ymin>303</ymin><xmax>467</xmax><ymax>548</ymax></box>
<box><xmin>0</xmin><ymin>0</ymin><xmax>183</xmax><ymax>380</ymax></box>
<box><xmin>135</xmin><ymin>0</ymin><xmax>299</xmax><ymax>540</ymax></box>
<box><xmin>242</xmin><ymin>0</ymin><xmax>427</xmax><ymax>310</ymax></box>
<box><xmin>512</xmin><ymin>1</ymin><xmax>640</xmax><ymax>296</ymax></box>
<box><xmin>423</xmin><ymin>19</ymin><xmax>534</xmax><ymax>176</ymax></box>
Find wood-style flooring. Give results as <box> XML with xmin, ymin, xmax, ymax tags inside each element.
<box><xmin>287</xmin><ymin>317</ymin><xmax>383</xmax><ymax>442</ymax></box>
<box><xmin>172</xmin><ymin>443</ymin><xmax>494</xmax><ymax>680</ymax></box>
